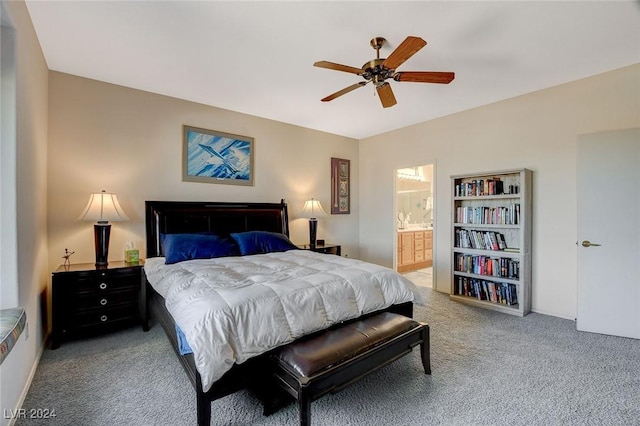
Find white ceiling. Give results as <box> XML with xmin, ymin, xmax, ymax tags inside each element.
<box><xmin>25</xmin><ymin>1</ymin><xmax>640</xmax><ymax>140</ymax></box>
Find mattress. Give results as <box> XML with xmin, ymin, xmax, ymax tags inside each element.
<box><xmin>144</xmin><ymin>250</ymin><xmax>424</xmax><ymax>392</ymax></box>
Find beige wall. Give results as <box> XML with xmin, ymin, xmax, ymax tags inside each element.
<box><xmin>48</xmin><ymin>65</ymin><xmax>640</xmax><ymax>322</ymax></box>
<box><xmin>0</xmin><ymin>0</ymin><xmax>49</xmax><ymax>421</ymax></box>
<box><xmin>47</xmin><ymin>72</ymin><xmax>359</xmax><ymax>270</ymax></box>
<box><xmin>359</xmin><ymin>64</ymin><xmax>640</xmax><ymax>319</ymax></box>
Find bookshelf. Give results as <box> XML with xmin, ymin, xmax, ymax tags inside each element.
<box><xmin>450</xmin><ymin>168</ymin><xmax>532</xmax><ymax>316</ymax></box>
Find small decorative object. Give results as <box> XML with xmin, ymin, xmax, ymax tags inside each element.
<box><xmin>301</xmin><ymin>198</ymin><xmax>327</xmax><ymax>248</ymax></box>
<box><xmin>182</xmin><ymin>125</ymin><xmax>254</xmax><ymax>186</ymax></box>
<box><xmin>78</xmin><ymin>190</ymin><xmax>129</xmax><ymax>267</ymax></box>
<box><xmin>331</xmin><ymin>158</ymin><xmax>350</xmax><ymax>214</ymax></box>
<box><xmin>62</xmin><ymin>248</ymin><xmax>75</xmax><ymax>267</ymax></box>
<box><xmin>124</xmin><ymin>242</ymin><xmax>140</xmax><ymax>264</ymax></box>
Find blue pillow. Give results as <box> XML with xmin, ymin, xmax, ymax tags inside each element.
<box><xmin>230</xmin><ymin>231</ymin><xmax>298</xmax><ymax>256</ymax></box>
<box><xmin>161</xmin><ymin>233</ymin><xmax>239</xmax><ymax>264</ymax></box>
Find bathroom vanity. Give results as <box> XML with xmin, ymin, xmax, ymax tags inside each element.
<box><xmin>397</xmin><ymin>228</ymin><xmax>433</xmax><ymax>272</ymax></box>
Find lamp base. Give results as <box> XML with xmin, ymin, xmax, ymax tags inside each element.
<box><xmin>309</xmin><ymin>218</ymin><xmax>317</xmax><ymax>248</ymax></box>
<box><xmin>94</xmin><ymin>223</ymin><xmax>111</xmax><ymax>267</ymax></box>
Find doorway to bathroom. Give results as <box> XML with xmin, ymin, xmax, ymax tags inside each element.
<box><xmin>395</xmin><ymin>164</ymin><xmax>434</xmax><ymax>288</ymax></box>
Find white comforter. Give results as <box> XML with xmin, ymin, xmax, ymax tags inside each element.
<box><xmin>144</xmin><ymin>250</ymin><xmax>424</xmax><ymax>392</ymax></box>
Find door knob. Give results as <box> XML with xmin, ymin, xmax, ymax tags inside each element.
<box><xmin>581</xmin><ymin>240</ymin><xmax>601</xmax><ymax>247</ymax></box>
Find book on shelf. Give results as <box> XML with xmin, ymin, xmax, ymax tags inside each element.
<box><xmin>455</xmin><ymin>276</ymin><xmax>518</xmax><ymax>305</ymax></box>
<box><xmin>455</xmin><ymin>177</ymin><xmax>505</xmax><ymax>197</ymax></box>
<box><xmin>488</xmin><ymin>233</ymin><xmax>499</xmax><ymax>250</ymax></box>
<box><xmin>454</xmin><ymin>229</ymin><xmax>509</xmax><ymax>252</ymax></box>
<box><xmin>455</xmin><ymin>204</ymin><xmax>520</xmax><ymax>225</ymax></box>
<box><xmin>454</xmin><ymin>253</ymin><xmax>520</xmax><ymax>280</ymax></box>
<box><xmin>482</xmin><ymin>281</ymin><xmax>489</xmax><ymax>301</ymax></box>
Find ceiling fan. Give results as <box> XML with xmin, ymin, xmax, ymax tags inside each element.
<box><xmin>314</xmin><ymin>36</ymin><xmax>455</xmax><ymax>108</ymax></box>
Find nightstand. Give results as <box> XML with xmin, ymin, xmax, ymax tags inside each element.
<box><xmin>297</xmin><ymin>244</ymin><xmax>341</xmax><ymax>256</ymax></box>
<box><xmin>51</xmin><ymin>260</ymin><xmax>145</xmax><ymax>349</ymax></box>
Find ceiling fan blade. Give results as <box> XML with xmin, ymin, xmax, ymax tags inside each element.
<box><xmin>381</xmin><ymin>36</ymin><xmax>427</xmax><ymax>70</ymax></box>
<box><xmin>321</xmin><ymin>82</ymin><xmax>368</xmax><ymax>102</ymax></box>
<box><xmin>376</xmin><ymin>83</ymin><xmax>397</xmax><ymax>108</ymax></box>
<box><xmin>394</xmin><ymin>71</ymin><xmax>455</xmax><ymax>84</ymax></box>
<box><xmin>314</xmin><ymin>61</ymin><xmax>364</xmax><ymax>75</ymax></box>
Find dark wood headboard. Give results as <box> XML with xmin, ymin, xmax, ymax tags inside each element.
<box><xmin>145</xmin><ymin>200</ymin><xmax>289</xmax><ymax>258</ymax></box>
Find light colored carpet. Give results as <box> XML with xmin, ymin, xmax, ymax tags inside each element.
<box><xmin>17</xmin><ymin>288</ymin><xmax>640</xmax><ymax>425</ymax></box>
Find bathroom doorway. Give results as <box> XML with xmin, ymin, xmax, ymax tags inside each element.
<box><xmin>395</xmin><ymin>164</ymin><xmax>434</xmax><ymax>288</ymax></box>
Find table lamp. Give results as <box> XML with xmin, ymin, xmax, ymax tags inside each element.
<box><xmin>301</xmin><ymin>198</ymin><xmax>327</xmax><ymax>248</ymax></box>
<box><xmin>78</xmin><ymin>190</ymin><xmax>129</xmax><ymax>267</ymax></box>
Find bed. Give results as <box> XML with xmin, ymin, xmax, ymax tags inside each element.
<box><xmin>143</xmin><ymin>200</ymin><xmax>422</xmax><ymax>425</ymax></box>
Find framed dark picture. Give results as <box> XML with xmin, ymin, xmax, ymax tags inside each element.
<box><xmin>182</xmin><ymin>125</ymin><xmax>254</xmax><ymax>186</ymax></box>
<box><xmin>331</xmin><ymin>157</ymin><xmax>350</xmax><ymax>214</ymax></box>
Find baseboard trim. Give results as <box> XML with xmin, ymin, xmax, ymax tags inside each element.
<box><xmin>7</xmin><ymin>334</ymin><xmax>47</xmax><ymax>426</ymax></box>
<box><xmin>530</xmin><ymin>308</ymin><xmax>575</xmax><ymax>321</ymax></box>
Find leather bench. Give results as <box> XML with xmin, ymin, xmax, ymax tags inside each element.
<box><xmin>271</xmin><ymin>312</ymin><xmax>430</xmax><ymax>426</ymax></box>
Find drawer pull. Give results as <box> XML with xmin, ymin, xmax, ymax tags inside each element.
<box><xmin>100</xmin><ymin>315</ymin><xmax>108</xmax><ymax>322</ymax></box>
<box><xmin>99</xmin><ymin>282</ymin><xmax>107</xmax><ymax>290</ymax></box>
<box><xmin>100</xmin><ymin>298</ymin><xmax>108</xmax><ymax>306</ymax></box>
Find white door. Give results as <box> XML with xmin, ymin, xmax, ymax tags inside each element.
<box><xmin>576</xmin><ymin>128</ymin><xmax>640</xmax><ymax>339</ymax></box>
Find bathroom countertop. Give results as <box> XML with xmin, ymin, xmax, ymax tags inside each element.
<box><xmin>397</xmin><ymin>227</ymin><xmax>433</xmax><ymax>232</ymax></box>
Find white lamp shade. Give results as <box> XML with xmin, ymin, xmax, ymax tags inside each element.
<box><xmin>301</xmin><ymin>198</ymin><xmax>327</xmax><ymax>219</ymax></box>
<box><xmin>78</xmin><ymin>190</ymin><xmax>129</xmax><ymax>223</ymax></box>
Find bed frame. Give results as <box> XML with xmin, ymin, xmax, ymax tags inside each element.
<box><xmin>143</xmin><ymin>200</ymin><xmax>413</xmax><ymax>425</ymax></box>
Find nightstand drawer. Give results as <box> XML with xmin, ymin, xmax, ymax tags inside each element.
<box><xmin>73</xmin><ymin>271</ymin><xmax>139</xmax><ymax>294</ymax></box>
<box><xmin>72</xmin><ymin>306</ymin><xmax>138</xmax><ymax>329</ymax></box>
<box><xmin>73</xmin><ymin>289</ymin><xmax>137</xmax><ymax>311</ymax></box>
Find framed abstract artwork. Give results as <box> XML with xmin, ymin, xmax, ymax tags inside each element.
<box><xmin>182</xmin><ymin>125</ymin><xmax>254</xmax><ymax>186</ymax></box>
<box><xmin>331</xmin><ymin>157</ymin><xmax>350</xmax><ymax>214</ymax></box>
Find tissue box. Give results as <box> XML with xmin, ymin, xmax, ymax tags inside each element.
<box><xmin>124</xmin><ymin>249</ymin><xmax>139</xmax><ymax>264</ymax></box>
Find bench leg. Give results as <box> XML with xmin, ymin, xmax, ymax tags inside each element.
<box><xmin>420</xmin><ymin>325</ymin><xmax>431</xmax><ymax>375</ymax></box>
<box><xmin>299</xmin><ymin>390</ymin><xmax>311</xmax><ymax>426</ymax></box>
